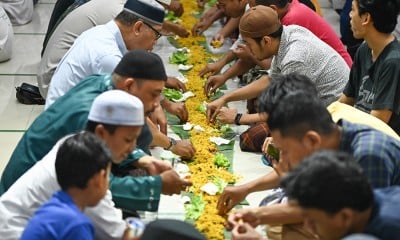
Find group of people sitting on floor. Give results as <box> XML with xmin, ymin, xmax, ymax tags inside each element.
<box><xmin>199</xmin><ymin>0</ymin><xmax>400</xmax><ymax>238</ymax></box>
<box><xmin>0</xmin><ymin>0</ymin><xmax>400</xmax><ymax>239</ymax></box>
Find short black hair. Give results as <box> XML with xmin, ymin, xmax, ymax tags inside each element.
<box><xmin>258</xmin><ymin>73</ymin><xmax>318</xmax><ymax>114</ymax></box>
<box><xmin>56</xmin><ymin>132</ymin><xmax>112</xmax><ymax>190</ymax></box>
<box><xmin>86</xmin><ymin>120</ymin><xmax>118</xmax><ymax>134</ymax></box>
<box><xmin>357</xmin><ymin>0</ymin><xmax>400</xmax><ymax>33</ymax></box>
<box><xmin>266</xmin><ymin>90</ymin><xmax>335</xmax><ymax>139</ymax></box>
<box><xmin>281</xmin><ymin>150</ymin><xmax>374</xmax><ymax>214</ymax></box>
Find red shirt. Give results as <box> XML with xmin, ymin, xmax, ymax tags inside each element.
<box><xmin>282</xmin><ymin>0</ymin><xmax>353</xmax><ymax>67</ymax></box>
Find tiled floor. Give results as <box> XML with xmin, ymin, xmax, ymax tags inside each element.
<box><xmin>0</xmin><ymin>0</ymin><xmax>51</xmax><ymax>174</ymax></box>
<box><xmin>0</xmin><ymin>0</ymin><xmax>340</xmax><ymax>217</ymax></box>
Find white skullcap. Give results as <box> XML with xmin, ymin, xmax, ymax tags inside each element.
<box><xmin>89</xmin><ymin>90</ymin><xmax>144</xmax><ymax>126</ymax></box>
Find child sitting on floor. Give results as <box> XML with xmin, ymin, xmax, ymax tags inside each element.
<box><xmin>20</xmin><ymin>132</ymin><xmax>112</xmax><ymax>240</ymax></box>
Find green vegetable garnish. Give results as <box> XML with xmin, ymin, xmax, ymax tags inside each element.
<box><xmin>209</xmin><ymin>89</ymin><xmax>224</xmax><ymax>100</ymax></box>
<box><xmin>207</xmin><ymin>0</ymin><xmax>218</xmax><ymax>7</ymax></box>
<box><xmin>220</xmin><ymin>124</ymin><xmax>231</xmax><ymax>133</ymax></box>
<box><xmin>196</xmin><ymin>103</ymin><xmax>206</xmax><ymax>114</ymax></box>
<box><xmin>163</xmin><ymin>88</ymin><xmax>183</xmax><ymax>101</ymax></box>
<box><xmin>169</xmin><ymin>51</ymin><xmax>189</xmax><ymax>64</ymax></box>
<box><xmin>214</xmin><ymin>153</ymin><xmax>230</xmax><ymax>168</ymax></box>
<box><xmin>185</xmin><ymin>194</ymin><xmax>206</xmax><ymax>221</ymax></box>
<box><xmin>165</xmin><ymin>11</ymin><xmax>179</xmax><ymax>22</ymax></box>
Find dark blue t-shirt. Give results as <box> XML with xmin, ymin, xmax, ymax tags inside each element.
<box><xmin>20</xmin><ymin>190</ymin><xmax>94</xmax><ymax>240</ymax></box>
<box><xmin>365</xmin><ymin>186</ymin><xmax>400</xmax><ymax>239</ymax></box>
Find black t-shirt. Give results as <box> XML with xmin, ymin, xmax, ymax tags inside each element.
<box><xmin>343</xmin><ymin>40</ymin><xmax>400</xmax><ymax>134</ymax></box>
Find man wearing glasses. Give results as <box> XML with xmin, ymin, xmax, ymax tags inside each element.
<box><xmin>142</xmin><ymin>20</ymin><xmax>162</xmax><ymax>40</ymax></box>
<box><xmin>46</xmin><ymin>0</ymin><xmax>164</xmax><ymax>107</ymax></box>
<box><xmin>43</xmin><ymin>0</ymin><xmax>195</xmax><ymax>159</ymax></box>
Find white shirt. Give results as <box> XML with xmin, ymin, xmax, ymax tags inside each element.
<box><xmin>0</xmin><ymin>136</ymin><xmax>126</xmax><ymax>240</ymax></box>
<box><xmin>37</xmin><ymin>0</ymin><xmax>126</xmax><ymax>98</ymax></box>
<box><xmin>45</xmin><ymin>20</ymin><xmax>127</xmax><ymax>109</ymax></box>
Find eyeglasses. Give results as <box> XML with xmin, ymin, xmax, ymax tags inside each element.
<box><xmin>143</xmin><ymin>21</ymin><xmax>162</xmax><ymax>40</ymax></box>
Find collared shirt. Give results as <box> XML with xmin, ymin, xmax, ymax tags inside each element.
<box><xmin>37</xmin><ymin>0</ymin><xmax>126</xmax><ymax>97</ymax></box>
<box><xmin>46</xmin><ymin>20</ymin><xmax>127</xmax><ymax>108</ymax></box>
<box><xmin>0</xmin><ymin>74</ymin><xmax>160</xmax><ymax>211</ymax></box>
<box><xmin>271</xmin><ymin>25</ymin><xmax>350</xmax><ymax>106</ymax></box>
<box><xmin>338</xmin><ymin>119</ymin><xmax>400</xmax><ymax>188</ymax></box>
<box><xmin>365</xmin><ymin>186</ymin><xmax>400</xmax><ymax>239</ymax></box>
<box><xmin>20</xmin><ymin>190</ymin><xmax>94</xmax><ymax>240</ymax></box>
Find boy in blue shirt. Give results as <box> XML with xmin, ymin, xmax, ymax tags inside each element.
<box><xmin>20</xmin><ymin>132</ymin><xmax>112</xmax><ymax>240</ymax></box>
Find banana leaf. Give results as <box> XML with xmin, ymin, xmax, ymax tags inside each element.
<box><xmin>167</xmin><ymin>36</ymin><xmax>181</xmax><ymax>48</ymax></box>
<box><xmin>221</xmin><ymin>128</ymin><xmax>236</xmax><ymax>140</ymax></box>
<box><xmin>209</xmin><ymin>89</ymin><xmax>224</xmax><ymax>101</ymax></box>
<box><xmin>197</xmin><ymin>40</ymin><xmax>212</xmax><ymax>53</ymax></box>
<box><xmin>219</xmin><ymin>83</ymin><xmax>227</xmax><ymax>90</ymax></box>
<box><xmin>216</xmin><ymin>141</ymin><xmax>234</xmax><ymax>151</ymax></box>
<box><xmin>166</xmin><ymin>112</ymin><xmax>181</xmax><ymax>125</ymax></box>
<box><xmin>170</xmin><ymin>125</ymin><xmax>191</xmax><ymax>139</ymax></box>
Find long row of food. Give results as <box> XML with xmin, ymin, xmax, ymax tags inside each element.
<box><xmin>165</xmin><ymin>1</ymin><xmax>239</xmax><ymax>239</ymax></box>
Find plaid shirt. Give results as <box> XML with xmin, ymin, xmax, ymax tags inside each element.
<box><xmin>339</xmin><ymin>119</ymin><xmax>400</xmax><ymax>188</ymax></box>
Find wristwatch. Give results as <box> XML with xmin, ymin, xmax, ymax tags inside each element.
<box><xmin>165</xmin><ymin>137</ymin><xmax>177</xmax><ymax>150</ymax></box>
<box><xmin>234</xmin><ymin>113</ymin><xmax>243</xmax><ymax>125</ymax></box>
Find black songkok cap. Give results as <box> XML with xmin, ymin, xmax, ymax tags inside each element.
<box><xmin>141</xmin><ymin>219</ymin><xmax>207</xmax><ymax>240</ymax></box>
<box><xmin>124</xmin><ymin>0</ymin><xmax>165</xmax><ymax>26</ymax></box>
<box><xmin>113</xmin><ymin>50</ymin><xmax>167</xmax><ymax>81</ymax></box>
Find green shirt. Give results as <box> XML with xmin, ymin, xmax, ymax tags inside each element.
<box><xmin>0</xmin><ymin>74</ymin><xmax>161</xmax><ymax>211</ymax></box>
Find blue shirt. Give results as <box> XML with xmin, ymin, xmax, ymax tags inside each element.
<box><xmin>339</xmin><ymin>119</ymin><xmax>400</xmax><ymax>188</ymax></box>
<box><xmin>46</xmin><ymin>20</ymin><xmax>127</xmax><ymax>108</ymax></box>
<box><xmin>20</xmin><ymin>191</ymin><xmax>94</xmax><ymax>240</ymax></box>
<box><xmin>365</xmin><ymin>186</ymin><xmax>400</xmax><ymax>239</ymax></box>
